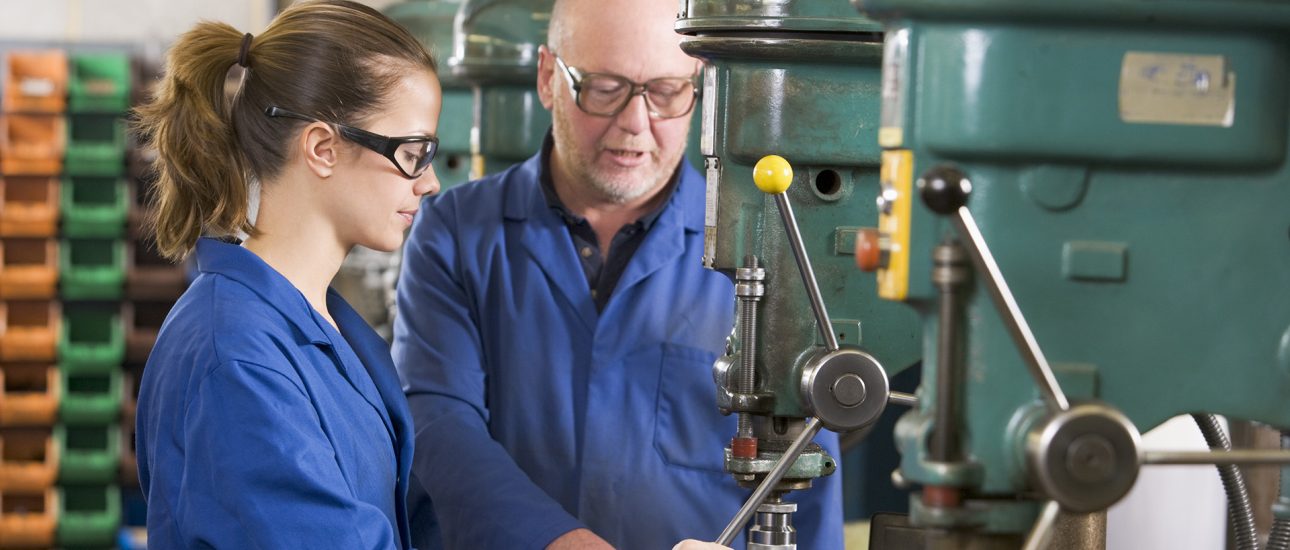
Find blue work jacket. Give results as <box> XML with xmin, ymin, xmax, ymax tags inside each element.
<box><xmin>392</xmin><ymin>153</ymin><xmax>843</xmax><ymax>550</ymax></box>
<box><xmin>136</xmin><ymin>238</ymin><xmax>415</xmax><ymax>549</ymax></box>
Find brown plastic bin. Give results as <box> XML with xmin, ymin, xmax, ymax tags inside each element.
<box><xmin>120</xmin><ymin>365</ymin><xmax>141</xmax><ymax>486</ymax></box>
<box><xmin>0</xmin><ymin>115</ymin><xmax>65</xmax><ymax>176</ymax></box>
<box><xmin>0</xmin><ymin>488</ymin><xmax>59</xmax><ymax>547</ymax></box>
<box><xmin>0</xmin><ymin>239</ymin><xmax>58</xmax><ymax>299</ymax></box>
<box><xmin>125</xmin><ymin>301</ymin><xmax>171</xmax><ymax>364</ymax></box>
<box><xmin>0</xmin><ymin>429</ymin><xmax>59</xmax><ymax>492</ymax></box>
<box><xmin>125</xmin><ymin>155</ymin><xmax>157</xmax><ymax>240</ymax></box>
<box><xmin>126</xmin><ymin>239</ymin><xmax>185</xmax><ymax>301</ymax></box>
<box><xmin>3</xmin><ymin>50</ymin><xmax>68</xmax><ymax>113</ymax></box>
<box><xmin>0</xmin><ymin>301</ymin><xmax>61</xmax><ymax>363</ymax></box>
<box><xmin>0</xmin><ymin>176</ymin><xmax>60</xmax><ymax>237</ymax></box>
<box><xmin>0</xmin><ymin>365</ymin><xmax>59</xmax><ymax>427</ymax></box>
<box><xmin>120</xmin><ymin>421</ymin><xmax>138</xmax><ymax>487</ymax></box>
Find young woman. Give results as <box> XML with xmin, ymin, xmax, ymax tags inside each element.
<box><xmin>132</xmin><ymin>1</ymin><xmax>440</xmax><ymax>547</ymax></box>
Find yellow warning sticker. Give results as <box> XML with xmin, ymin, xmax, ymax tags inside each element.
<box><xmin>877</xmin><ymin>149</ymin><xmax>913</xmax><ymax>301</ymax></box>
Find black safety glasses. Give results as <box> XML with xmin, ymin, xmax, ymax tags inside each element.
<box><xmin>265</xmin><ymin>106</ymin><xmax>438</xmax><ymax>179</ymax></box>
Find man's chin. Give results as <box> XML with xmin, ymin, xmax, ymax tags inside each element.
<box><xmin>589</xmin><ymin>177</ymin><xmax>657</xmax><ymax>204</ymax></box>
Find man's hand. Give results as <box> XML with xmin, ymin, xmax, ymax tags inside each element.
<box><xmin>546</xmin><ymin>528</ymin><xmax>615</xmax><ymax>549</ymax></box>
<box><xmin>672</xmin><ymin>540</ymin><xmax>732</xmax><ymax>550</ymax></box>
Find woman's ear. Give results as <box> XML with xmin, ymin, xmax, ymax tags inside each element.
<box><xmin>301</xmin><ymin>121</ymin><xmax>339</xmax><ymax>178</ymax></box>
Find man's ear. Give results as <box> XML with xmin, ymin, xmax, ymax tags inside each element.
<box><xmin>301</xmin><ymin>121</ymin><xmax>339</xmax><ymax>178</ymax></box>
<box><xmin>537</xmin><ymin>44</ymin><xmax>556</xmax><ymax>111</ymax></box>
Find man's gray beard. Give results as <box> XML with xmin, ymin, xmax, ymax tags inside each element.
<box><xmin>551</xmin><ymin>102</ymin><xmax>687</xmax><ymax>205</ymax></box>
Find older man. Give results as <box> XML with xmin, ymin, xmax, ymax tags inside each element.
<box><xmin>392</xmin><ymin>0</ymin><xmax>843</xmax><ymax>548</ymax></box>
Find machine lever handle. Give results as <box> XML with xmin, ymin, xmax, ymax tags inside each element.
<box><xmin>754</xmin><ymin>155</ymin><xmax>840</xmax><ymax>352</ymax></box>
<box><xmin>716</xmin><ymin>417</ymin><xmax>824</xmax><ymax>546</ymax></box>
<box><xmin>1142</xmin><ymin>449</ymin><xmax>1290</xmax><ymax>465</ymax></box>
<box><xmin>1021</xmin><ymin>500</ymin><xmax>1061</xmax><ymax>550</ymax></box>
<box><xmin>919</xmin><ymin>165</ymin><xmax>1071</xmax><ymax>412</ymax></box>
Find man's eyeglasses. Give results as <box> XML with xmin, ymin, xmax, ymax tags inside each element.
<box><xmin>264</xmin><ymin>106</ymin><xmax>438</xmax><ymax>179</ymax></box>
<box><xmin>552</xmin><ymin>52</ymin><xmax>699</xmax><ymax>119</ymax></box>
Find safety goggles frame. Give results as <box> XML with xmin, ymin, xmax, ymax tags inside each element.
<box><xmin>264</xmin><ymin>106</ymin><xmax>439</xmax><ymax>179</ymax></box>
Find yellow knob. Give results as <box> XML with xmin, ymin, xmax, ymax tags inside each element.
<box><xmin>753</xmin><ymin>155</ymin><xmax>793</xmax><ymax>194</ymax></box>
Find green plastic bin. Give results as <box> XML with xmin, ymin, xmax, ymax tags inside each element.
<box><xmin>56</xmin><ymin>425</ymin><xmax>121</xmax><ymax>484</ymax></box>
<box><xmin>57</xmin><ymin>484</ymin><xmax>122</xmax><ymax>546</ymax></box>
<box><xmin>60</xmin><ymin>238</ymin><xmax>125</xmax><ymax>300</ymax></box>
<box><xmin>64</xmin><ymin>114</ymin><xmax>126</xmax><ymax>176</ymax></box>
<box><xmin>59</xmin><ymin>369</ymin><xmax>123</xmax><ymax>426</ymax></box>
<box><xmin>57</xmin><ymin>302</ymin><xmax>125</xmax><ymax>372</ymax></box>
<box><xmin>68</xmin><ymin>53</ymin><xmax>131</xmax><ymax>113</ymax></box>
<box><xmin>60</xmin><ymin>177</ymin><xmax>128</xmax><ymax>237</ymax></box>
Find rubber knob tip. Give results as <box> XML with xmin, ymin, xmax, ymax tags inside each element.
<box><xmin>753</xmin><ymin>155</ymin><xmax>793</xmax><ymax>194</ymax></box>
<box><xmin>918</xmin><ymin>165</ymin><xmax>972</xmax><ymax>215</ymax></box>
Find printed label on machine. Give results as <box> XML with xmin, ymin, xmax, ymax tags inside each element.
<box><xmin>1119</xmin><ymin>52</ymin><xmax>1235</xmax><ymax>127</ymax></box>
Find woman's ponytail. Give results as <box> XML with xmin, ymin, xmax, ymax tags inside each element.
<box><xmin>134</xmin><ymin>22</ymin><xmax>252</xmax><ymax>260</ymax></box>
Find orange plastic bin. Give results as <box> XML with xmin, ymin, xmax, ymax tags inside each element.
<box><xmin>0</xmin><ymin>429</ymin><xmax>59</xmax><ymax>491</ymax></box>
<box><xmin>0</xmin><ymin>238</ymin><xmax>58</xmax><ymax>299</ymax></box>
<box><xmin>0</xmin><ymin>176</ymin><xmax>60</xmax><ymax>237</ymax></box>
<box><xmin>0</xmin><ymin>114</ymin><xmax>65</xmax><ymax>176</ymax></box>
<box><xmin>3</xmin><ymin>50</ymin><xmax>68</xmax><ymax>113</ymax></box>
<box><xmin>0</xmin><ymin>300</ymin><xmax>61</xmax><ymax>363</ymax></box>
<box><xmin>0</xmin><ymin>488</ymin><xmax>58</xmax><ymax>547</ymax></box>
<box><xmin>0</xmin><ymin>364</ymin><xmax>60</xmax><ymax>427</ymax></box>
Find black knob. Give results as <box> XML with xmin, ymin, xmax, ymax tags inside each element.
<box><xmin>918</xmin><ymin>165</ymin><xmax>972</xmax><ymax>215</ymax></box>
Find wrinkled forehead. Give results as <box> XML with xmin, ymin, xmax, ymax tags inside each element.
<box><xmin>550</xmin><ymin>0</ymin><xmax>698</xmax><ymax>80</ymax></box>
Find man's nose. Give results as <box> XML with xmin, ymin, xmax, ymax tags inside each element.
<box><xmin>614</xmin><ymin>91</ymin><xmax>651</xmax><ymax>134</ymax></box>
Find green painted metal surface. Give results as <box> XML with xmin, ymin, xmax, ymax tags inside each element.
<box><xmin>679</xmin><ymin>0</ymin><xmax>921</xmax><ymax>420</ymax></box>
<box><xmin>857</xmin><ymin>0</ymin><xmax>1290</xmax><ymax>531</ymax></box>
<box><xmin>449</xmin><ymin>0</ymin><xmax>552</xmax><ymax>176</ymax></box>
<box><xmin>385</xmin><ymin>0</ymin><xmax>475</xmax><ymax>188</ymax></box>
<box><xmin>677</xmin><ymin>0</ymin><xmax>881</xmax><ymax>33</ymax></box>
<box><xmin>677</xmin><ymin>0</ymin><xmax>924</xmax><ymax>520</ymax></box>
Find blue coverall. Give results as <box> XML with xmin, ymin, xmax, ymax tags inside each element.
<box><xmin>392</xmin><ymin>152</ymin><xmax>843</xmax><ymax>550</ymax></box>
<box><xmin>136</xmin><ymin>238</ymin><xmax>414</xmax><ymax>549</ymax></box>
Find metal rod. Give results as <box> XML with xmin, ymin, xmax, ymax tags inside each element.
<box><xmin>951</xmin><ymin>208</ymin><xmax>1069</xmax><ymax>412</ymax></box>
<box><xmin>772</xmin><ymin>193</ymin><xmax>839</xmax><ymax>352</ymax></box>
<box><xmin>1143</xmin><ymin>449</ymin><xmax>1290</xmax><ymax>465</ymax></box>
<box><xmin>930</xmin><ymin>240</ymin><xmax>966</xmax><ymax>462</ymax></box>
<box><xmin>1021</xmin><ymin>500</ymin><xmax>1062</xmax><ymax>550</ymax></box>
<box><xmin>716</xmin><ymin>417</ymin><xmax>824</xmax><ymax>546</ymax></box>
<box><xmin>736</xmin><ymin>256</ymin><xmax>762</xmax><ymax>440</ymax></box>
<box><xmin>888</xmin><ymin>392</ymin><xmax>917</xmax><ymax>407</ymax></box>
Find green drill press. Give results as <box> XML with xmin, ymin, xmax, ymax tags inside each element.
<box><xmin>384</xmin><ymin>0</ymin><xmax>475</xmax><ymax>189</ymax></box>
<box><xmin>448</xmin><ymin>0</ymin><xmax>553</xmax><ymax>177</ymax></box>
<box><xmin>850</xmin><ymin>0</ymin><xmax>1290</xmax><ymax>548</ymax></box>
<box><xmin>676</xmin><ymin>2</ymin><xmax>923</xmax><ymax>547</ymax></box>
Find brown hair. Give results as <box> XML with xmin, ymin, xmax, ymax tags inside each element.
<box><xmin>134</xmin><ymin>0</ymin><xmax>435</xmax><ymax>260</ymax></box>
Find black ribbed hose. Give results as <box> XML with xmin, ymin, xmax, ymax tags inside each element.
<box><xmin>1192</xmin><ymin>414</ymin><xmax>1259</xmax><ymax>550</ymax></box>
<box><xmin>1265</xmin><ymin>432</ymin><xmax>1290</xmax><ymax>550</ymax></box>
